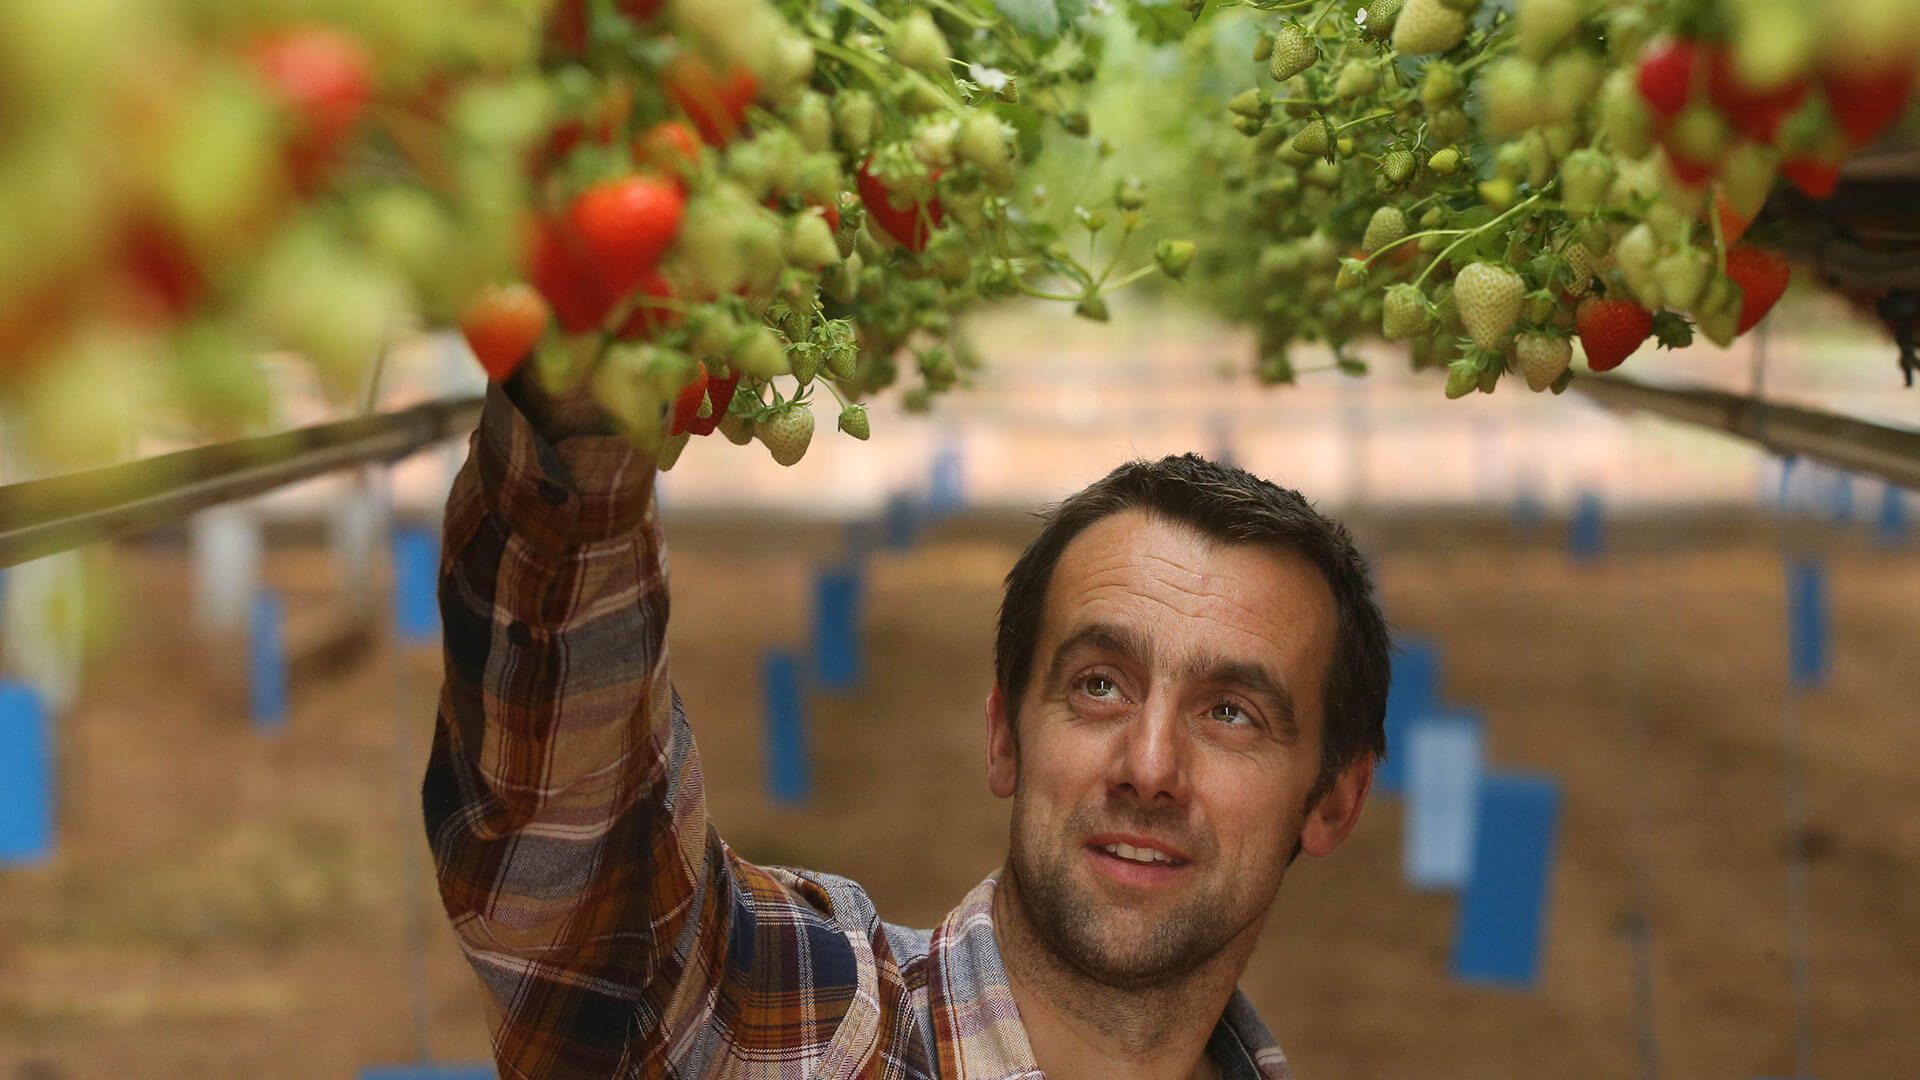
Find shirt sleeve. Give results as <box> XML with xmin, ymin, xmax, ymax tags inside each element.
<box><xmin>423</xmin><ymin>382</ymin><xmax>733</xmax><ymax>1078</ymax></box>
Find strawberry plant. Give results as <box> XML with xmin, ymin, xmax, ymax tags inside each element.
<box><xmin>1131</xmin><ymin>0</ymin><xmax>1918</xmax><ymax>398</ymax></box>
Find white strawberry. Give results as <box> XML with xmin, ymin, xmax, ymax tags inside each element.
<box><xmin>1362</xmin><ymin>206</ymin><xmax>1408</xmax><ymax>254</ymax></box>
<box><xmin>1454</xmin><ymin>262</ymin><xmax>1525</xmax><ymax>349</ymax></box>
<box><xmin>1513</xmin><ymin>332</ymin><xmax>1572</xmax><ymax>391</ymax></box>
<box><xmin>758</xmin><ymin>403</ymin><xmax>815</xmax><ymax>466</ymax></box>
<box><xmin>1392</xmin><ymin>0</ymin><xmax>1468</xmax><ymax>55</ymax></box>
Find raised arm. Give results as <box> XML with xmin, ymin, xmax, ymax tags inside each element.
<box><xmin>424</xmin><ymin>377</ymin><xmax>726</xmax><ymax>1076</ymax></box>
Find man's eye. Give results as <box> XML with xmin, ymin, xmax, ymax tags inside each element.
<box><xmin>1082</xmin><ymin>675</ymin><xmax>1118</xmax><ymax>698</ymax></box>
<box><xmin>1209</xmin><ymin>702</ymin><xmax>1251</xmax><ymax>726</ymax></box>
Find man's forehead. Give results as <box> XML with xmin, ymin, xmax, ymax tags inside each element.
<box><xmin>1038</xmin><ymin>509</ymin><xmax>1338</xmax><ymax>663</ymax></box>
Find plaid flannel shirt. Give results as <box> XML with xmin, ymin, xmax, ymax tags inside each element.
<box><xmin>424</xmin><ymin>385</ymin><xmax>1295</xmax><ymax>1079</ymax></box>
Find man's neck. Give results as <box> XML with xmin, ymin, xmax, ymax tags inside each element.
<box><xmin>991</xmin><ymin>873</ymin><xmax>1254</xmax><ymax>1080</ymax></box>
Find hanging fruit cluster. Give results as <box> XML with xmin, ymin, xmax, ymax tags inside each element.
<box><xmin>1152</xmin><ymin>0</ymin><xmax>1916</xmax><ymax>398</ymax></box>
<box><xmin>0</xmin><ymin>0</ymin><xmax>1184</xmax><ymax>470</ymax></box>
<box><xmin>471</xmin><ymin>0</ymin><xmax>1180</xmax><ymax>469</ymax></box>
<box><xmin>0</xmin><ymin>1</ymin><xmax>561</xmax><ymax>466</ymax></box>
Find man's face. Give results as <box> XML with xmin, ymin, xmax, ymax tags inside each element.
<box><xmin>987</xmin><ymin>509</ymin><xmax>1370</xmax><ymax>988</ymax></box>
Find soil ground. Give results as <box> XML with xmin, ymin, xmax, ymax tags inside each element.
<box><xmin>1</xmin><ymin>509</ymin><xmax>1916</xmax><ymax>1079</ymax></box>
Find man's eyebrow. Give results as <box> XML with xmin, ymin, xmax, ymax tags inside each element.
<box><xmin>1179</xmin><ymin>657</ymin><xmax>1299</xmax><ymax>737</ymax></box>
<box><xmin>1043</xmin><ymin>621</ymin><xmax>1151</xmax><ymax>689</ymax></box>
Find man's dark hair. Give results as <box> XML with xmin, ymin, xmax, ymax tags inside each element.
<box><xmin>993</xmin><ymin>453</ymin><xmax>1391</xmax><ymax>803</ymax></box>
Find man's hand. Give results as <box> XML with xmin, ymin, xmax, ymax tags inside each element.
<box><xmin>505</xmin><ymin>367</ymin><xmax>625</xmax><ymax>444</ymax></box>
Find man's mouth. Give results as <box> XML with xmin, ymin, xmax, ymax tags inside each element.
<box><xmin>1097</xmin><ymin>841</ymin><xmax>1182</xmax><ymax>865</ymax></box>
<box><xmin>1085</xmin><ymin>833</ymin><xmax>1192</xmax><ymax>868</ymax></box>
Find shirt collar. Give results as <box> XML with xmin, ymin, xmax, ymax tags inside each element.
<box><xmin>925</xmin><ymin>874</ymin><xmax>1292</xmax><ymax>1080</ymax></box>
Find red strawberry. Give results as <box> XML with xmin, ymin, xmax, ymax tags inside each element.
<box><xmin>637</xmin><ymin>120</ymin><xmax>702</xmax><ymax>183</ymax></box>
<box><xmin>566</xmin><ymin>174</ymin><xmax>685</xmax><ymax>298</ymax></box>
<box><xmin>1636</xmin><ymin>37</ymin><xmax>1702</xmax><ymax>122</ymax></box>
<box><xmin>1707</xmin><ymin>46</ymin><xmax>1808</xmax><ymax>144</ymax></box>
<box><xmin>1725</xmin><ymin>245</ymin><xmax>1791</xmax><ymax>334</ymax></box>
<box><xmin>1780</xmin><ymin>155</ymin><xmax>1841</xmax><ymax>199</ymax></box>
<box><xmin>687</xmin><ymin>369</ymin><xmax>741</xmax><ymax>436</ymax></box>
<box><xmin>663</xmin><ymin>52</ymin><xmax>758</xmax><ymax>146</ymax></box>
<box><xmin>668</xmin><ymin>362</ymin><xmax>710</xmax><ymax>436</ymax></box>
<box><xmin>1576</xmin><ymin>296</ymin><xmax>1654</xmax><ymax>372</ymax></box>
<box><xmin>248</xmin><ymin>26</ymin><xmax>372</xmax><ymax>191</ymax></box>
<box><xmin>858</xmin><ymin>159</ymin><xmax>943</xmax><ymax>252</ymax></box>
<box><xmin>527</xmin><ymin>216</ymin><xmax>615</xmax><ymax>333</ymax></box>
<box><xmin>1713</xmin><ymin>189</ymin><xmax>1751</xmax><ymax>246</ymax></box>
<box><xmin>119</xmin><ymin>215</ymin><xmax>204</xmax><ymax>322</ymax></box>
<box><xmin>460</xmin><ymin>284</ymin><xmax>549</xmax><ymax>382</ymax></box>
<box><xmin>615</xmin><ymin>269</ymin><xmax>682</xmax><ymax>340</ymax></box>
<box><xmin>1821</xmin><ymin>64</ymin><xmax>1915</xmax><ymax>147</ymax></box>
<box><xmin>545</xmin><ymin>0</ymin><xmax>589</xmax><ymax>55</ymax></box>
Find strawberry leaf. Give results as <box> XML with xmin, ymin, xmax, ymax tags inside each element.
<box><xmin>1652</xmin><ymin>310</ymin><xmax>1695</xmax><ymax>350</ymax></box>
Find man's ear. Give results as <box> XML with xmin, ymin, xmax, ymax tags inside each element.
<box><xmin>986</xmin><ymin>684</ymin><xmax>1018</xmax><ymax>799</ymax></box>
<box><xmin>1299</xmin><ymin>753</ymin><xmax>1373</xmax><ymax>858</ymax></box>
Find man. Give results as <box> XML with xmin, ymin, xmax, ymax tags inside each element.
<box><xmin>426</xmin><ymin>373</ymin><xmax>1390</xmax><ymax>1079</ymax></box>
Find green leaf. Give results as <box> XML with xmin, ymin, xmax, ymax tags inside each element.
<box><xmin>1124</xmin><ymin>0</ymin><xmax>1194</xmax><ymax>45</ymax></box>
<box><xmin>995</xmin><ymin>0</ymin><xmax>1062</xmax><ymax>41</ymax></box>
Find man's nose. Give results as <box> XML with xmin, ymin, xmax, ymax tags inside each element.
<box><xmin>1108</xmin><ymin>693</ymin><xmax>1191</xmax><ymax>806</ymax></box>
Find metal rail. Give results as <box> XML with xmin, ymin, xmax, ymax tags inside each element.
<box><xmin>1575</xmin><ymin>374</ymin><xmax>1920</xmax><ymax>491</ymax></box>
<box><xmin>0</xmin><ymin>396</ymin><xmax>482</xmax><ymax>569</ymax></box>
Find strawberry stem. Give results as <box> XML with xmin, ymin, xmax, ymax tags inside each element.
<box><xmin>1334</xmin><ymin>109</ymin><xmax>1397</xmax><ymax>133</ymax></box>
<box><xmin>835</xmin><ymin>0</ymin><xmax>896</xmax><ymax>34</ymax></box>
<box><xmin>1413</xmin><ymin>191</ymin><xmax>1548</xmax><ymax>290</ymax></box>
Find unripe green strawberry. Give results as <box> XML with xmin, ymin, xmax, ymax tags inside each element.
<box><xmin>838</xmin><ymin>403</ymin><xmax>870</xmax><ymax>440</ymax></box>
<box><xmin>788</xmin><ymin>91</ymin><xmax>833</xmax><ymax>154</ymax></box>
<box><xmin>679</xmin><ymin>193</ymin><xmax>749</xmax><ymax>297</ymax></box>
<box><xmin>1482</xmin><ymin>58</ymin><xmax>1542</xmax><ymax>136</ymax></box>
<box><xmin>891</xmin><ymin>11</ymin><xmax>950</xmax><ymax>77</ymax></box>
<box><xmin>1292</xmin><ymin>117</ymin><xmax>1332</xmax><ymax>157</ymax></box>
<box><xmin>1560</xmin><ymin>148</ymin><xmax>1616</xmax><ymax>215</ymax></box>
<box><xmin>1606</xmin><ymin>156</ymin><xmax>1663</xmax><ymax>211</ymax></box>
<box><xmin>1156</xmin><ymin>238</ymin><xmax>1197</xmax><ymax>280</ymax></box>
<box><xmin>783</xmin><ymin>208</ymin><xmax>840</xmax><ymax>269</ymax></box>
<box><xmin>1564</xmin><ymin>242</ymin><xmax>1598</xmax><ymax>296</ymax></box>
<box><xmin>1438</xmin><ymin>0</ymin><xmax>1481</xmax><ymax>11</ymax></box>
<box><xmin>1420</xmin><ymin>206</ymin><xmax>1447</xmax><ymax>229</ymax></box>
<box><xmin>1430</xmin><ymin>107</ymin><xmax>1469</xmax><ymax>143</ymax></box>
<box><xmin>590</xmin><ymin>348</ymin><xmax>667</xmax><ymax>449</ymax></box>
<box><xmin>1603</xmin><ymin>5</ymin><xmax>1654</xmax><ymax>63</ymax></box>
<box><xmin>1365</xmin><ymin>0</ymin><xmax>1404</xmax><ymax>40</ymax></box>
<box><xmin>1721</xmin><ymin>142</ymin><xmax>1778</xmax><ymax>221</ymax></box>
<box><xmin>1228</xmin><ymin>88</ymin><xmax>1270</xmax><ymax>119</ymax></box>
<box><xmin>1645</xmin><ymin>201</ymin><xmax>1693</xmax><ymax>247</ymax></box>
<box><xmin>958</xmin><ymin>111</ymin><xmax>1015</xmax><ymax>189</ymax></box>
<box><xmin>1540</xmin><ymin>121</ymin><xmax>1579</xmax><ymax>161</ymax></box>
<box><xmin>1432</xmin><ymin>282</ymin><xmax>1461</xmax><ymax>330</ymax></box>
<box><xmin>1522</xmin><ymin>129</ymin><xmax>1554</xmax><ymax>188</ymax></box>
<box><xmin>1597</xmin><ymin>69</ymin><xmax>1653</xmax><ymax>159</ymax></box>
<box><xmin>833</xmin><ymin>90</ymin><xmax>877</xmax><ymax>152</ymax></box>
<box><xmin>1382</xmin><ymin>283</ymin><xmax>1429</xmax><ymax>339</ymax></box>
<box><xmin>1513</xmin><ymin>332</ymin><xmax>1571</xmax><ymax>391</ymax></box>
<box><xmin>1454</xmin><ymin>262</ymin><xmax>1526</xmax><ymax>349</ymax></box>
<box><xmin>1479</xmin><ymin>176</ymin><xmax>1519</xmax><ymax>209</ymax></box>
<box><xmin>1667</xmin><ymin>105</ymin><xmax>1730</xmax><ymax>167</ymax></box>
<box><xmin>1653</xmin><ymin>247</ymin><xmax>1709</xmax><ymax>311</ymax></box>
<box><xmin>1495</xmin><ymin>141</ymin><xmax>1531</xmax><ymax>182</ymax></box>
<box><xmin>1334</xmin><ymin>59</ymin><xmax>1379</xmax><ymax>98</ymax></box>
<box><xmin>1253</xmin><ymin>31</ymin><xmax>1275</xmax><ymax>62</ymax></box>
<box><xmin>1444</xmin><ymin>358</ymin><xmax>1479</xmax><ymax>399</ymax></box>
<box><xmin>1613</xmin><ymin>222</ymin><xmax>1663</xmax><ymax>307</ymax></box>
<box><xmin>1516</xmin><ymin>0</ymin><xmax>1583</xmax><ymax>60</ymax></box>
<box><xmin>790</xmin><ymin>343</ymin><xmax>821</xmax><ymax>385</ymax></box>
<box><xmin>1732</xmin><ymin>0</ymin><xmax>1814</xmax><ymax>91</ymax></box>
<box><xmin>1363</xmin><ymin>206</ymin><xmax>1408</xmax><ymax>253</ymax></box>
<box><xmin>1420</xmin><ymin>61</ymin><xmax>1462</xmax><ymax>106</ymax></box>
<box><xmin>1428</xmin><ymin>146</ymin><xmax>1462</xmax><ymax>174</ymax></box>
<box><xmin>1695</xmin><ymin>274</ymin><xmax>1741</xmax><ymax>347</ymax></box>
<box><xmin>733</xmin><ymin>324</ymin><xmax>791</xmax><ymax>378</ymax></box>
<box><xmin>1269</xmin><ymin>23</ymin><xmax>1318</xmax><ymax>82</ymax></box>
<box><xmin>658</xmin><ymin>431</ymin><xmax>691</xmax><ymax>470</ymax></box>
<box><xmin>719</xmin><ymin>409</ymin><xmax>756</xmax><ymax>445</ymax></box>
<box><xmin>1380</xmin><ymin>147</ymin><xmax>1417</xmax><ymax>185</ymax></box>
<box><xmin>758</xmin><ymin>402</ymin><xmax>814</xmax><ymax>466</ymax></box>
<box><xmin>1393</xmin><ymin>0</ymin><xmax>1468</xmax><ymax>55</ymax></box>
<box><xmin>1541</xmin><ymin>50</ymin><xmax>1604</xmax><ymax>123</ymax></box>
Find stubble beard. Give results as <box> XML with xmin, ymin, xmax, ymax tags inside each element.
<box><xmin>1005</xmin><ymin>796</ymin><xmax>1277</xmax><ymax>991</ymax></box>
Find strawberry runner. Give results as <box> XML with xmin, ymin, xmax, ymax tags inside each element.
<box><xmin>424</xmin><ymin>386</ymin><xmax>1293</xmax><ymax>1080</ymax></box>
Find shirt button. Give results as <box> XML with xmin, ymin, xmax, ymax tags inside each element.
<box><xmin>508</xmin><ymin>621</ymin><xmax>533</xmax><ymax>647</ymax></box>
<box><xmin>537</xmin><ymin>480</ymin><xmax>569</xmax><ymax>506</ymax></box>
